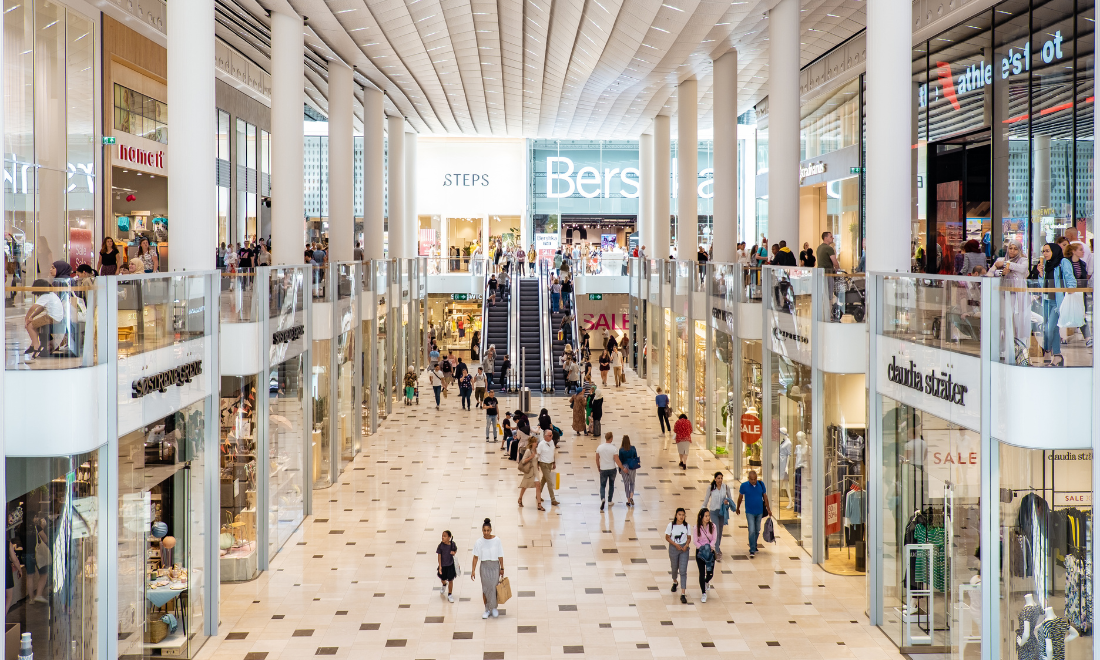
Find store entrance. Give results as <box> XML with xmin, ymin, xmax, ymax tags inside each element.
<box><xmin>924</xmin><ymin>131</ymin><xmax>992</xmax><ymax>274</ymax></box>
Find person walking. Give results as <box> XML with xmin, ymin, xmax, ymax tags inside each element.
<box><xmin>666</xmin><ymin>508</ymin><xmax>692</xmax><ymax>603</ymax></box>
<box><xmin>701</xmin><ymin>472</ymin><xmax>735</xmax><ymax>560</ymax></box>
<box><xmin>499</xmin><ymin>354</ymin><xmax>511</xmax><ymax>391</ymax></box>
<box><xmin>436</xmin><ymin>530</ymin><xmax>457</xmax><ymax>602</ymax></box>
<box><xmin>589</xmin><ymin>382</ymin><xmax>604</xmax><ymax>437</ymax></box>
<box><xmin>441</xmin><ymin>354</ymin><xmax>453</xmax><ymax>394</ymax></box>
<box><xmin>484</xmin><ymin>345</ymin><xmax>496</xmax><ymax>389</ymax></box>
<box><xmin>673</xmin><ymin>413</ymin><xmax>692</xmax><ymax>469</ymax></box>
<box><xmin>735</xmin><ymin>470</ymin><xmax>772</xmax><ymax>558</ymax></box>
<box><xmin>619</xmin><ymin>436</ymin><xmax>640</xmax><ymax>506</ymax></box>
<box><xmin>517</xmin><ymin>437</ymin><xmax>541</xmax><ymax>507</ymax></box>
<box><xmin>655</xmin><ymin>388</ymin><xmax>671</xmax><ymax>434</ymax></box>
<box><xmin>458</xmin><ymin>369</ymin><xmax>473</xmax><ymax>411</ymax></box>
<box><xmin>570</xmin><ymin>389</ymin><xmax>587</xmax><ymax>435</ymax></box>
<box><xmin>598</xmin><ymin>350</ymin><xmax>611</xmax><ymax>385</ymax></box>
<box><xmin>536</xmin><ymin>429</ymin><xmax>559</xmax><ymax>508</ymax></box>
<box><xmin>483</xmin><ymin>390</ymin><xmax>499</xmax><ymax>443</ymax></box>
<box><xmin>611</xmin><ymin>346</ymin><xmax>624</xmax><ymax>386</ymax></box>
<box><xmin>515</xmin><ymin>246</ymin><xmax>526</xmax><ymax>277</ymax></box>
<box><xmin>596</xmin><ymin>432</ymin><xmax>623</xmax><ymax>511</ymax></box>
<box><xmin>695</xmin><ymin>510</ymin><xmax>717</xmax><ymax>602</ymax></box>
<box><xmin>474</xmin><ymin>367</ymin><xmax>487</xmax><ymax>407</ymax></box>
<box><xmin>470</xmin><ymin>518</ymin><xmax>505</xmax><ymax>619</ymax></box>
<box><xmin>550</xmin><ymin>277</ymin><xmax>561</xmax><ymax>312</ymax></box>
<box><xmin>430</xmin><ymin>364</ymin><xmax>445</xmax><ymax>408</ymax></box>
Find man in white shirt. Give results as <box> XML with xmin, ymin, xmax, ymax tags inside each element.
<box><xmin>429</xmin><ymin>366</ymin><xmax>445</xmax><ymax>409</ymax></box>
<box><xmin>537</xmin><ymin>430</ymin><xmax>559</xmax><ymax>506</ymax></box>
<box><xmin>595</xmin><ymin>432</ymin><xmax>623</xmax><ymax>510</ymax></box>
<box><xmin>24</xmin><ymin>279</ymin><xmax>64</xmax><ymax>357</ymax></box>
<box><xmin>611</xmin><ymin>347</ymin><xmax>624</xmax><ymax>386</ymax></box>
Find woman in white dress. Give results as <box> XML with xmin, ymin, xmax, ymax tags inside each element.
<box><xmin>470</xmin><ymin>518</ymin><xmax>505</xmax><ymax>618</ymax></box>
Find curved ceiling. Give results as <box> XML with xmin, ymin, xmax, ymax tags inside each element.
<box><xmin>232</xmin><ymin>0</ymin><xmax>866</xmax><ymax>137</ymax></box>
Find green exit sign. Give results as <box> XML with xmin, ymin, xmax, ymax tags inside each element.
<box><xmin>850</xmin><ymin>166</ymin><xmax>863</xmax><ymax>174</ymax></box>
<box><xmin>589</xmin><ymin>293</ymin><xmax>603</xmax><ymax>301</ymax></box>
<box><xmin>451</xmin><ymin>293</ymin><xmax>468</xmax><ymax>301</ymax></box>
<box><xmin>102</xmin><ymin>136</ymin><xmax>116</xmax><ymax>145</ymax></box>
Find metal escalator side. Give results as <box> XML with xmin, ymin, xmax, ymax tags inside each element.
<box><xmin>516</xmin><ymin>272</ymin><xmax>542</xmax><ymax>395</ymax></box>
<box><xmin>537</xmin><ymin>260</ymin><xmax>554</xmax><ymax>392</ymax></box>
<box><xmin>480</xmin><ymin>259</ymin><xmax>510</xmax><ymax>391</ymax></box>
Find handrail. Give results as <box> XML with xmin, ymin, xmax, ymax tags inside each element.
<box><xmin>507</xmin><ymin>260</ymin><xmax>521</xmax><ymax>392</ymax></box>
<box><xmin>1000</xmin><ymin>286</ymin><xmax>1093</xmax><ymax>293</ymax></box>
<box><xmin>537</xmin><ymin>259</ymin><xmax>554</xmax><ymax>392</ymax></box>
<box><xmin>480</xmin><ymin>259</ymin><xmax>491</xmax><ymax>360</ymax></box>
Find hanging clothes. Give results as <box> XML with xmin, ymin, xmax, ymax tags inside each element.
<box><xmin>1065</xmin><ymin>553</ymin><xmax>1093</xmax><ymax>635</ymax></box>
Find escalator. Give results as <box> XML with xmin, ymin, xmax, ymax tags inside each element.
<box><xmin>517</xmin><ymin>277</ymin><xmax>542</xmax><ymax>391</ymax></box>
<box><xmin>481</xmin><ymin>280</ymin><xmax>509</xmax><ymax>383</ymax></box>
<box><xmin>548</xmin><ymin>300</ymin><xmax>578</xmax><ymax>395</ymax></box>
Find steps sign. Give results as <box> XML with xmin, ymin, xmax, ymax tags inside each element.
<box><xmin>588</xmin><ymin>293</ymin><xmax>603</xmax><ymax>300</ymax></box>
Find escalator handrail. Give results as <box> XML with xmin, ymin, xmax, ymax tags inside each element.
<box><xmin>537</xmin><ymin>259</ymin><xmax>554</xmax><ymax>393</ymax></box>
<box><xmin>508</xmin><ymin>259</ymin><xmax>521</xmax><ymax>392</ymax></box>
<box><xmin>480</xmin><ymin>258</ymin><xmax>491</xmax><ymax>362</ymax></box>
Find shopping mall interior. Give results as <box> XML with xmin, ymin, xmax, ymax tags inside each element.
<box><xmin>1</xmin><ymin>0</ymin><xmax>1097</xmax><ymax>659</ymax></box>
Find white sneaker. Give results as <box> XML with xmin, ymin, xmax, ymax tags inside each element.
<box><xmin>447</xmin><ymin>594</ymin><xmax>454</xmax><ymax>602</ymax></box>
<box><xmin>701</xmin><ymin>593</ymin><xmax>707</xmax><ymax>603</ymax></box>
<box><xmin>482</xmin><ymin>610</ymin><xmax>490</xmax><ymax>619</ymax></box>
<box><xmin>491</xmin><ymin>609</ymin><xmax>499</xmax><ymax>618</ymax></box>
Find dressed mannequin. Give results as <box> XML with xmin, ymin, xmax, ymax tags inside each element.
<box><xmin>1036</xmin><ymin>606</ymin><xmax>1077</xmax><ymax>660</ymax></box>
<box><xmin>793</xmin><ymin>432</ymin><xmax>808</xmax><ymax>516</ymax></box>
<box><xmin>1015</xmin><ymin>594</ymin><xmax>1044</xmax><ymax>660</ymax></box>
<box><xmin>779</xmin><ymin>428</ymin><xmax>793</xmax><ymax>507</ymax></box>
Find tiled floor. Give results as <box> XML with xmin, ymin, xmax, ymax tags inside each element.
<box><xmin>197</xmin><ymin>369</ymin><xmax>907</xmax><ymax>660</ymax></box>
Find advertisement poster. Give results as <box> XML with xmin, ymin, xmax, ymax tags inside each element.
<box><xmin>68</xmin><ymin>227</ymin><xmax>94</xmax><ymax>269</ymax></box>
<box><xmin>601</xmin><ymin>234</ymin><xmax>618</xmax><ymax>251</ymax></box>
<box><xmin>535</xmin><ymin>232</ymin><xmax>559</xmax><ymax>265</ymax></box>
<box><xmin>825</xmin><ymin>492</ymin><xmax>843</xmax><ymax>536</ymax></box>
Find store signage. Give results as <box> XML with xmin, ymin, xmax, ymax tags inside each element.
<box><xmin>768</xmin><ymin>311</ymin><xmax>811</xmax><ymax>366</ymax></box>
<box><xmin>442</xmin><ymin>173</ymin><xmax>489</xmax><ymax>187</ymax></box>
<box><xmin>1054</xmin><ymin>492</ymin><xmax>1092</xmax><ymax>506</ymax></box>
<box><xmin>799</xmin><ymin>161</ymin><xmax>826</xmax><ymax>182</ymax></box>
<box><xmin>581</xmin><ymin>313</ymin><xmax>629</xmax><ymax>331</ymax></box>
<box><xmin>272</xmin><ymin>325</ymin><xmax>305</xmax><ymax>345</ymax></box>
<box><xmin>117</xmin><ymin>143</ymin><xmax>164</xmax><ymax>170</ymax></box>
<box><xmin>547</xmin><ymin>157</ymin><xmax>641</xmax><ymax>199</ymax></box>
<box><xmin>885</xmin><ymin>356</ymin><xmax>969</xmax><ymax>407</ymax></box>
<box><xmin>773</xmin><ymin>326</ymin><xmax>809</xmax><ymax>345</ymax></box>
<box><xmin>825</xmin><ymin>492</ymin><xmax>843</xmax><ymax>535</ymax></box>
<box><xmin>112</xmin><ymin>130</ymin><xmax>168</xmax><ymax>176</ymax></box>
<box><xmin>740</xmin><ymin>412</ymin><xmax>762</xmax><ymax>444</ymax></box>
<box><xmin>589</xmin><ymin>294</ymin><xmax>603</xmax><ymax>301</ymax></box>
<box><xmin>131</xmin><ymin>360</ymin><xmax>204</xmax><ymax>398</ymax></box>
<box><xmin>1050</xmin><ymin>451</ymin><xmax>1092</xmax><ymax>461</ymax></box>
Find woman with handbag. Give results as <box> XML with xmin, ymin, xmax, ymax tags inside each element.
<box><xmin>1039</xmin><ymin>242</ymin><xmax>1076</xmax><ymax>366</ymax></box>
<box><xmin>517</xmin><ymin>437</ymin><xmax>541</xmax><ymax>508</ymax></box>
<box><xmin>618</xmin><ymin>436</ymin><xmax>640</xmax><ymax>506</ymax></box>
<box><xmin>694</xmin><ymin>509</ymin><xmax>718</xmax><ymax>602</ymax></box>
<box><xmin>27</xmin><ymin>513</ymin><xmax>50</xmax><ymax>603</ymax></box>
<box><xmin>471</xmin><ymin>518</ymin><xmax>505</xmax><ymax>618</ymax></box>
<box><xmin>701</xmin><ymin>472</ymin><xmax>735</xmax><ymax>559</ymax></box>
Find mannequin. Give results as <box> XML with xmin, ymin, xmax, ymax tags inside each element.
<box><xmin>793</xmin><ymin>432</ymin><xmax>808</xmax><ymax>517</ymax></box>
<box><xmin>1036</xmin><ymin>606</ymin><xmax>1077</xmax><ymax>660</ymax></box>
<box><xmin>779</xmin><ymin>428</ymin><xmax>793</xmax><ymax>506</ymax></box>
<box><xmin>1016</xmin><ymin>593</ymin><xmax>1044</xmax><ymax>656</ymax></box>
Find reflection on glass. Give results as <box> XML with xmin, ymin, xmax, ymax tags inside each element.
<box><xmin>269</xmin><ymin>355</ymin><xmax>306</xmax><ymax>553</ymax></box>
<box><xmin>6</xmin><ymin>451</ymin><xmax>100</xmax><ymax>660</ymax></box>
<box><xmin>881</xmin><ymin>276</ymin><xmax>984</xmax><ymax>357</ymax></box>
<box><xmin>116</xmin><ymin>275</ymin><xmax>207</xmax><ymax>358</ymax></box>
<box><xmin>821</xmin><ymin>373</ymin><xmax>868</xmax><ymax>576</ymax></box>
<box><xmin>312</xmin><ymin>338</ymin><xmax>332</xmax><ymax>489</ymax></box>
<box><xmin>219</xmin><ymin>375</ymin><xmax>258</xmax><ymax>582</ymax></box>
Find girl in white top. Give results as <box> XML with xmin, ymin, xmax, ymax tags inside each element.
<box><xmin>665</xmin><ymin>507</ymin><xmax>692</xmax><ymax>603</ymax></box>
<box><xmin>471</xmin><ymin>518</ymin><xmax>505</xmax><ymax>618</ymax></box>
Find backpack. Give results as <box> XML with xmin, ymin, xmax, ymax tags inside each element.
<box><xmin>762</xmin><ymin>517</ymin><xmax>775</xmax><ymax>544</ymax></box>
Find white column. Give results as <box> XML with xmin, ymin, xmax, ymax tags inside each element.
<box><xmin>712</xmin><ymin>50</ymin><xmax>738</xmax><ymax>263</ymax></box>
<box><xmin>866</xmin><ymin>0</ymin><xmax>913</xmax><ymax>272</ymax></box>
<box><xmin>639</xmin><ymin>132</ymin><xmax>654</xmax><ymax>255</ymax></box>
<box><xmin>653</xmin><ymin>115</ymin><xmax>671</xmax><ymax>259</ymax></box>
<box><xmin>386</xmin><ymin>116</ymin><xmax>405</xmax><ymax>259</ymax></box>
<box><xmin>404</xmin><ymin>131</ymin><xmax>418</xmax><ymax>259</ymax></box>
<box><xmin>270</xmin><ymin>10</ymin><xmax>305</xmax><ymax>265</ymax></box>
<box><xmin>167</xmin><ymin>0</ymin><xmax>215</xmax><ymax>270</ymax></box>
<box><xmin>327</xmin><ymin>61</ymin><xmax>354</xmax><ymax>263</ymax></box>
<box><xmin>362</xmin><ymin>87</ymin><xmax>385</xmax><ymax>260</ymax></box>
<box><xmin>677</xmin><ymin>79</ymin><xmax>698</xmax><ymax>259</ymax></box>
<box><xmin>767</xmin><ymin>0</ymin><xmax>800</xmax><ymax>249</ymax></box>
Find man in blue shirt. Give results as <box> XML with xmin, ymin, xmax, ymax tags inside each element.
<box><xmin>655</xmin><ymin>387</ymin><xmax>671</xmax><ymax>434</ymax></box>
<box><xmin>735</xmin><ymin>470</ymin><xmax>772</xmax><ymax>557</ymax></box>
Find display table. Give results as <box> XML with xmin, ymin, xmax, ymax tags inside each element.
<box><xmin>146</xmin><ymin>584</ymin><xmax>184</xmax><ymax>609</ymax></box>
<box><xmin>220</xmin><ymin>542</ymin><xmax>258</xmax><ymax>582</ymax></box>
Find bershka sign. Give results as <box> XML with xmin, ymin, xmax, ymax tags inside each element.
<box><xmin>132</xmin><ymin>361</ymin><xmax>203</xmax><ymax>398</ymax></box>
<box><xmin>886</xmin><ymin>356</ymin><xmax>969</xmax><ymax>407</ymax></box>
<box><xmin>272</xmin><ymin>325</ymin><xmax>305</xmax><ymax>345</ymax></box>
<box><xmin>546</xmin><ymin>156</ymin><xmax>716</xmax><ymax>199</ymax></box>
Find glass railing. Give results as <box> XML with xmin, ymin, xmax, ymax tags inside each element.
<box><xmin>881</xmin><ymin>274</ymin><xmax>984</xmax><ymax>357</ymax></box>
<box><xmin>310</xmin><ymin>263</ymin><xmax>329</xmax><ymax>302</ymax></box>
<box><xmin>219</xmin><ymin>270</ymin><xmax>261</xmax><ymax>323</ymax></box>
<box><xmin>991</xmin><ymin>277</ymin><xmax>1093</xmax><ymax>367</ymax></box>
<box><xmin>766</xmin><ymin>266</ymin><xmax>815</xmax><ymax>316</ymax></box>
<box><xmin>741</xmin><ymin>267</ymin><xmax>763</xmax><ymax>303</ymax></box>
<box><xmin>6</xmin><ymin>278</ymin><xmax>106</xmax><ymax>370</ymax></box>
<box><xmin>269</xmin><ymin>266</ymin><xmax>308</xmax><ymax>321</ymax></box>
<box><xmin>823</xmin><ymin>271</ymin><xmax>867</xmax><ymax>323</ymax></box>
<box><xmin>116</xmin><ymin>272</ymin><xmax>208</xmax><ymax>358</ymax></box>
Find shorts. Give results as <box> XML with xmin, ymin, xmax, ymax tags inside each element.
<box><xmin>437</xmin><ymin>564</ymin><xmax>457</xmax><ymax>582</ymax></box>
<box><xmin>676</xmin><ymin>441</ymin><xmax>690</xmax><ymax>456</ymax></box>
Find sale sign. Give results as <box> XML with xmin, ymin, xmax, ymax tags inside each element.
<box><xmin>825</xmin><ymin>492</ymin><xmax>843</xmax><ymax>535</ymax></box>
<box><xmin>740</xmin><ymin>412</ymin><xmax>762</xmax><ymax>444</ymax></box>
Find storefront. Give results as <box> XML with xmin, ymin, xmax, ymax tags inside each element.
<box><xmin>869</xmin><ymin>271</ymin><xmax>1095</xmax><ymax>658</ymax></box>
<box><xmin>428</xmin><ymin>294</ymin><xmax>483</xmax><ymax>360</ymax></box>
<box><xmin>416</xmin><ymin>138</ymin><xmax>527</xmax><ymax>272</ymax></box>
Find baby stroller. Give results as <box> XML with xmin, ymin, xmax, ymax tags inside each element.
<box><xmin>832</xmin><ymin>272</ymin><xmax>866</xmax><ymax>322</ymax></box>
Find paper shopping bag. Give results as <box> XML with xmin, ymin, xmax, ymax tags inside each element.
<box><xmin>496</xmin><ymin>576</ymin><xmax>512</xmax><ymax>604</ymax></box>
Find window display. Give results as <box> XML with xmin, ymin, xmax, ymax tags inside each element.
<box><xmin>771</xmin><ymin>355</ymin><xmax>812</xmax><ymax>548</ymax></box>
<box><xmin>269</xmin><ymin>355</ymin><xmax>307</xmax><ymax>553</ymax></box>
<box><xmin>822</xmin><ymin>373</ymin><xmax>867</xmax><ymax>575</ymax></box>
<box><xmin>312</xmin><ymin>337</ymin><xmax>332</xmax><ymax>488</ymax></box>
<box><xmin>117</xmin><ymin>401</ymin><xmax>207</xmax><ymax>659</ymax></box>
<box><xmin>219</xmin><ymin>376</ymin><xmax>258</xmax><ymax>581</ymax></box>
<box><xmin>5</xmin><ymin>452</ymin><xmax>100</xmax><ymax>660</ymax></box>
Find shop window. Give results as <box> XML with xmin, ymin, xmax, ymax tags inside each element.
<box><xmin>113</xmin><ymin>84</ymin><xmax>167</xmax><ymax>144</ymax></box>
<box><xmin>269</xmin><ymin>354</ymin><xmax>307</xmax><ymax>553</ymax></box>
<box><xmin>800</xmin><ymin>78</ymin><xmax>860</xmax><ymax>161</ymax></box>
<box><xmin>219</xmin><ymin>375</ymin><xmax>259</xmax><ymax>582</ymax></box>
<box><xmin>926</xmin><ymin>15</ymin><xmax>992</xmax><ymax>142</ymax></box>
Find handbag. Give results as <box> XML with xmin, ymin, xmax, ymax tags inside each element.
<box><xmin>1058</xmin><ymin>291</ymin><xmax>1086</xmax><ymax>328</ymax></box>
<box><xmin>34</xmin><ymin>534</ymin><xmax>51</xmax><ymax>569</ymax></box>
<box><xmin>762</xmin><ymin>517</ymin><xmax>776</xmax><ymax>544</ymax></box>
<box><xmin>496</xmin><ymin>576</ymin><xmax>512</xmax><ymax>604</ymax></box>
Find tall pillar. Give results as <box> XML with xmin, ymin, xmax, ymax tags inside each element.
<box><xmin>167</xmin><ymin>0</ymin><xmax>215</xmax><ymax>270</ymax></box>
<box><xmin>386</xmin><ymin>116</ymin><xmax>405</xmax><ymax>259</ymax></box>
<box><xmin>712</xmin><ymin>50</ymin><xmax>738</xmax><ymax>263</ymax></box>
<box><xmin>362</xmin><ymin>87</ymin><xmax>385</xmax><ymax>260</ymax></box>
<box><xmin>653</xmin><ymin>115</ymin><xmax>671</xmax><ymax>259</ymax></box>
<box><xmin>404</xmin><ymin>131</ymin><xmax>418</xmax><ymax>259</ymax></box>
<box><xmin>270</xmin><ymin>10</ymin><xmax>305</xmax><ymax>265</ymax></box>
<box><xmin>677</xmin><ymin>79</ymin><xmax>698</xmax><ymax>259</ymax></box>
<box><xmin>639</xmin><ymin>132</ymin><xmax>654</xmax><ymax>255</ymax></box>
<box><xmin>767</xmin><ymin>0</ymin><xmax>800</xmax><ymax>249</ymax></box>
<box><xmin>327</xmin><ymin>61</ymin><xmax>354</xmax><ymax>262</ymax></box>
<box><xmin>866</xmin><ymin>0</ymin><xmax>913</xmax><ymax>272</ymax></box>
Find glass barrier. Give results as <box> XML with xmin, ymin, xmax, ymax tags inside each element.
<box><xmin>742</xmin><ymin>267</ymin><xmax>763</xmax><ymax>303</ymax></box>
<box><xmin>823</xmin><ymin>272</ymin><xmax>867</xmax><ymax>323</ymax></box>
<box><xmin>219</xmin><ymin>271</ymin><xmax>260</xmax><ymax>323</ymax></box>
<box><xmin>881</xmin><ymin>275</ymin><xmax>985</xmax><ymax>358</ymax></box>
<box><xmin>991</xmin><ymin>277</ymin><xmax>1093</xmax><ymax>367</ymax></box>
<box><xmin>310</xmin><ymin>263</ymin><xmax>328</xmax><ymax>301</ymax></box>
<box><xmin>117</xmin><ymin>273</ymin><xmax>208</xmax><ymax>358</ymax></box>
<box><xmin>7</xmin><ymin>278</ymin><xmax>105</xmax><ymax>369</ymax></box>
<box><xmin>766</xmin><ymin>266</ymin><xmax>815</xmax><ymax>317</ymax></box>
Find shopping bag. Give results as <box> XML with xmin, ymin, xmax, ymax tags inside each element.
<box><xmin>496</xmin><ymin>576</ymin><xmax>512</xmax><ymax>604</ymax></box>
<box><xmin>554</xmin><ymin>471</ymin><xmax>561</xmax><ymax>489</ymax></box>
<box><xmin>1058</xmin><ymin>292</ymin><xmax>1086</xmax><ymax>328</ymax></box>
<box><xmin>497</xmin><ymin>424</ymin><xmax>503</xmax><ymax>436</ymax></box>
<box><xmin>762</xmin><ymin>517</ymin><xmax>776</xmax><ymax>544</ymax></box>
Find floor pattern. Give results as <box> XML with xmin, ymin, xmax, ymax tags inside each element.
<box><xmin>197</xmin><ymin>368</ymin><xmax>907</xmax><ymax>660</ymax></box>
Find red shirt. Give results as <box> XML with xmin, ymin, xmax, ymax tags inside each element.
<box><xmin>673</xmin><ymin>418</ymin><xmax>692</xmax><ymax>442</ymax></box>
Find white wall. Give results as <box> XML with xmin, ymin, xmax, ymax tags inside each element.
<box><xmin>416</xmin><ymin>137</ymin><xmax>526</xmax><ymax>218</ymax></box>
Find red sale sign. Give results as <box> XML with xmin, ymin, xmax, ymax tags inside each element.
<box><xmin>825</xmin><ymin>492</ymin><xmax>843</xmax><ymax>536</ymax></box>
<box><xmin>740</xmin><ymin>412</ymin><xmax>761</xmax><ymax>444</ymax></box>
